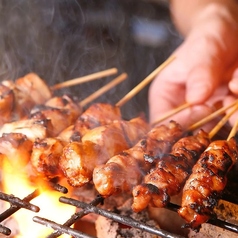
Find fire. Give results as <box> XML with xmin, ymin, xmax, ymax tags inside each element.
<box><xmin>1</xmin><ymin>156</ymin><xmax>76</xmax><ymax>238</ymax></box>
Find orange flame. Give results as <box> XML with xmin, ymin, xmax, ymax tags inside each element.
<box><xmin>2</xmin><ymin>157</ymin><xmax>76</xmax><ymax>238</ymax></box>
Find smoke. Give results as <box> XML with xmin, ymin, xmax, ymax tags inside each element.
<box><xmin>0</xmin><ymin>0</ymin><xmax>182</xmax><ymax>119</ymax></box>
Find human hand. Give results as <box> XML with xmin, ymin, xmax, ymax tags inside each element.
<box><xmin>149</xmin><ymin>3</ymin><xmax>238</xmax><ymax>130</ymax></box>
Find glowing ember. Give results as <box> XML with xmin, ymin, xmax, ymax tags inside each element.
<box><xmin>2</xmin><ymin>157</ymin><xmax>75</xmax><ymax>238</ymax></box>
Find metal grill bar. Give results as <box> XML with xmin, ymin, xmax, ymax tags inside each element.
<box><xmin>59</xmin><ymin>196</ymin><xmax>186</xmax><ymax>238</ymax></box>
<box><xmin>46</xmin><ymin>195</ymin><xmax>104</xmax><ymax>238</ymax></box>
<box><xmin>48</xmin><ymin>178</ymin><xmax>68</xmax><ymax>194</ymax></box>
<box><xmin>33</xmin><ymin>216</ymin><xmax>95</xmax><ymax>238</ymax></box>
<box><xmin>0</xmin><ymin>224</ymin><xmax>11</xmax><ymax>236</ymax></box>
<box><xmin>0</xmin><ymin>189</ymin><xmax>40</xmax><ymax>222</ymax></box>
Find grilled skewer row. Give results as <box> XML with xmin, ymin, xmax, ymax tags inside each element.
<box><xmin>59</xmin><ymin>116</ymin><xmax>149</xmax><ymax>187</ymax></box>
<box><xmin>93</xmin><ymin>120</ymin><xmax>184</xmax><ymax>197</ymax></box>
<box><xmin>0</xmin><ymin>95</ymin><xmax>82</xmax><ymax>140</ymax></box>
<box><xmin>131</xmin><ymin>129</ymin><xmax>211</xmax><ymax>212</ymax></box>
<box><xmin>178</xmin><ymin>137</ymin><xmax>238</xmax><ymax>229</ymax></box>
<box><xmin>0</xmin><ymin>99</ymin><xmax>123</xmax><ymax>181</ymax></box>
<box><xmin>30</xmin><ymin>102</ymin><xmax>124</xmax><ymax>179</ymax></box>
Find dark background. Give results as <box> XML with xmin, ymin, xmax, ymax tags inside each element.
<box><xmin>0</xmin><ymin>0</ymin><xmax>182</xmax><ymax>119</ymax></box>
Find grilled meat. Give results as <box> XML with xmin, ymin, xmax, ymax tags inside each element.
<box><xmin>30</xmin><ymin>137</ymin><xmax>66</xmax><ymax>179</ymax></box>
<box><xmin>1</xmin><ymin>73</ymin><xmax>52</xmax><ymax>121</ymax></box>
<box><xmin>0</xmin><ymin>118</ymin><xmax>53</xmax><ymax>141</ymax></box>
<box><xmin>93</xmin><ymin>121</ymin><xmax>184</xmax><ymax>197</ymax></box>
<box><xmin>0</xmin><ymin>133</ymin><xmax>33</xmax><ymax>167</ymax></box>
<box><xmin>30</xmin><ymin>95</ymin><xmax>82</xmax><ymax>136</ymax></box>
<box><xmin>132</xmin><ymin>129</ymin><xmax>210</xmax><ymax>212</ymax></box>
<box><xmin>70</xmin><ymin>103</ymin><xmax>122</xmax><ymax>141</ymax></box>
<box><xmin>0</xmin><ymin>83</ymin><xmax>14</xmax><ymax>126</ymax></box>
<box><xmin>60</xmin><ymin>117</ymin><xmax>149</xmax><ymax>187</ymax></box>
<box><xmin>178</xmin><ymin>137</ymin><xmax>238</xmax><ymax>229</ymax></box>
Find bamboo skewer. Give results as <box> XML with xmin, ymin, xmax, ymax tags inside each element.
<box><xmin>208</xmin><ymin>103</ymin><xmax>238</xmax><ymax>139</ymax></box>
<box><xmin>188</xmin><ymin>99</ymin><xmax>238</xmax><ymax>131</ymax></box>
<box><xmin>151</xmin><ymin>102</ymin><xmax>190</xmax><ymax>126</ymax></box>
<box><xmin>115</xmin><ymin>55</ymin><xmax>175</xmax><ymax>108</ymax></box>
<box><xmin>227</xmin><ymin>118</ymin><xmax>238</xmax><ymax>140</ymax></box>
<box><xmin>51</xmin><ymin>68</ymin><xmax>118</xmax><ymax>90</ymax></box>
<box><xmin>79</xmin><ymin>73</ymin><xmax>127</xmax><ymax>108</ymax></box>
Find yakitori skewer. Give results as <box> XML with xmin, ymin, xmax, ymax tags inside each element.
<box><xmin>61</xmin><ymin>58</ymin><xmax>175</xmax><ymax>143</ymax></box>
<box><xmin>131</xmin><ymin>103</ymin><xmax>238</xmax><ymax>212</ymax></box>
<box><xmin>51</xmin><ymin>67</ymin><xmax>118</xmax><ymax>90</ymax></box>
<box><xmin>0</xmin><ymin>68</ymin><xmax>119</xmax><ymax>126</ymax></box>
<box><xmin>178</xmin><ymin>116</ymin><xmax>238</xmax><ymax>229</ymax></box>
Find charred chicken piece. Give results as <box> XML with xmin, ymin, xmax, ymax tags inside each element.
<box><xmin>132</xmin><ymin>129</ymin><xmax>210</xmax><ymax>212</ymax></box>
<box><xmin>0</xmin><ymin>133</ymin><xmax>33</xmax><ymax>167</ymax></box>
<box><xmin>178</xmin><ymin>137</ymin><xmax>238</xmax><ymax>229</ymax></box>
<box><xmin>0</xmin><ymin>118</ymin><xmax>53</xmax><ymax>141</ymax></box>
<box><xmin>15</xmin><ymin>72</ymin><xmax>52</xmax><ymax>105</ymax></box>
<box><xmin>30</xmin><ymin>137</ymin><xmax>67</xmax><ymax>179</ymax></box>
<box><xmin>70</xmin><ymin>103</ymin><xmax>122</xmax><ymax>141</ymax></box>
<box><xmin>30</xmin><ymin>95</ymin><xmax>82</xmax><ymax>136</ymax></box>
<box><xmin>57</xmin><ymin>125</ymin><xmax>75</xmax><ymax>142</ymax></box>
<box><xmin>93</xmin><ymin>120</ymin><xmax>184</xmax><ymax>197</ymax></box>
<box><xmin>0</xmin><ymin>73</ymin><xmax>52</xmax><ymax>122</ymax></box>
<box><xmin>0</xmin><ymin>83</ymin><xmax>14</xmax><ymax>126</ymax></box>
<box><xmin>60</xmin><ymin>117</ymin><xmax>149</xmax><ymax>187</ymax></box>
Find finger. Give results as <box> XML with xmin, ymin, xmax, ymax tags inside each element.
<box><xmin>186</xmin><ymin>66</ymin><xmax>217</xmax><ymax>104</ymax></box>
<box><xmin>149</xmin><ymin>78</ymin><xmax>185</xmax><ymax>124</ymax></box>
<box><xmin>229</xmin><ymin>68</ymin><xmax>238</xmax><ymax>95</ymax></box>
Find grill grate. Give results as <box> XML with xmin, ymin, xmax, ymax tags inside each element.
<box><xmin>1</xmin><ymin>188</ymin><xmax>238</xmax><ymax>237</ymax></box>
<box><xmin>0</xmin><ymin>190</ymin><xmax>39</xmax><ymax>236</ymax></box>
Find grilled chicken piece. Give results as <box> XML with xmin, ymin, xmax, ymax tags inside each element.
<box><xmin>0</xmin><ymin>73</ymin><xmax>52</xmax><ymax>122</ymax></box>
<box><xmin>93</xmin><ymin>121</ymin><xmax>184</xmax><ymax>197</ymax></box>
<box><xmin>70</xmin><ymin>103</ymin><xmax>122</xmax><ymax>141</ymax></box>
<box><xmin>0</xmin><ymin>118</ymin><xmax>53</xmax><ymax>141</ymax></box>
<box><xmin>0</xmin><ymin>83</ymin><xmax>14</xmax><ymax>126</ymax></box>
<box><xmin>57</xmin><ymin>125</ymin><xmax>75</xmax><ymax>142</ymax></box>
<box><xmin>13</xmin><ymin>73</ymin><xmax>52</xmax><ymax>119</ymax></box>
<box><xmin>60</xmin><ymin>117</ymin><xmax>149</xmax><ymax>187</ymax></box>
<box><xmin>0</xmin><ymin>133</ymin><xmax>33</xmax><ymax>166</ymax></box>
<box><xmin>30</xmin><ymin>95</ymin><xmax>82</xmax><ymax>136</ymax></box>
<box><xmin>178</xmin><ymin>137</ymin><xmax>238</xmax><ymax>229</ymax></box>
<box><xmin>132</xmin><ymin>129</ymin><xmax>210</xmax><ymax>212</ymax></box>
<box><xmin>15</xmin><ymin>73</ymin><xmax>52</xmax><ymax>105</ymax></box>
<box><xmin>31</xmin><ymin>137</ymin><xmax>66</xmax><ymax>179</ymax></box>
<box><xmin>44</xmin><ymin>94</ymin><xmax>81</xmax><ymax>114</ymax></box>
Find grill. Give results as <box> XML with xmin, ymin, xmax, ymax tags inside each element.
<box><xmin>1</xmin><ymin>180</ymin><xmax>238</xmax><ymax>238</ymax></box>
<box><xmin>1</xmin><ymin>1</ymin><xmax>238</xmax><ymax>238</ymax></box>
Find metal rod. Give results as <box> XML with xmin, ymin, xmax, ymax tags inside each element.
<box><xmin>33</xmin><ymin>216</ymin><xmax>96</xmax><ymax>238</ymax></box>
<box><xmin>47</xmin><ymin>195</ymin><xmax>104</xmax><ymax>238</ymax></box>
<box><xmin>0</xmin><ymin>224</ymin><xmax>11</xmax><ymax>236</ymax></box>
<box><xmin>0</xmin><ymin>190</ymin><xmax>40</xmax><ymax>222</ymax></box>
<box><xmin>60</xmin><ymin>196</ymin><xmax>185</xmax><ymax>238</ymax></box>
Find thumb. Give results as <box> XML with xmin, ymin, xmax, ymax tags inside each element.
<box><xmin>186</xmin><ymin>65</ymin><xmax>220</xmax><ymax>104</ymax></box>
